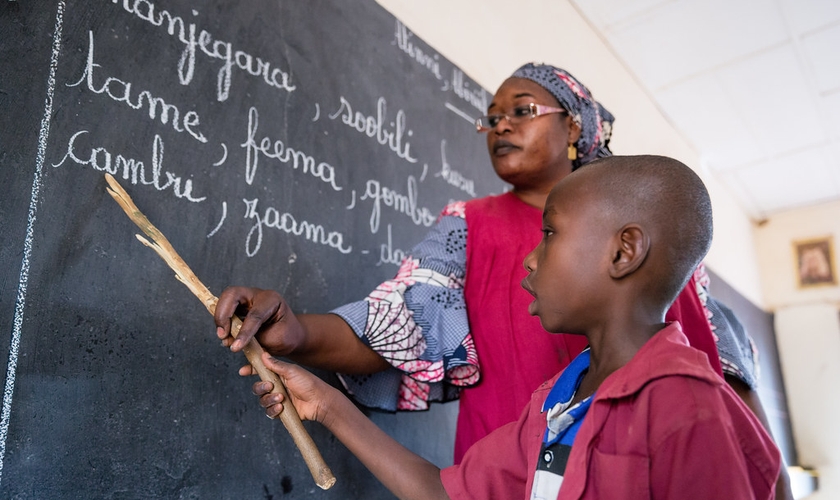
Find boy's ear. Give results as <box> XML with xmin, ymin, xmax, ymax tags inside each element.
<box><xmin>609</xmin><ymin>224</ymin><xmax>649</xmax><ymax>279</ymax></box>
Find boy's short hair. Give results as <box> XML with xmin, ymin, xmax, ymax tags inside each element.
<box><xmin>577</xmin><ymin>155</ymin><xmax>713</xmax><ymax>306</ymax></box>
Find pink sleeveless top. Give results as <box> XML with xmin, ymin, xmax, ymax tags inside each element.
<box><xmin>458</xmin><ymin>192</ymin><xmax>589</xmax><ymax>461</ymax></box>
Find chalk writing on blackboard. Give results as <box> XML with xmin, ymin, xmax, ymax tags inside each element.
<box><xmin>70</xmin><ymin>32</ymin><xmax>208</xmax><ymax>143</ymax></box>
<box><xmin>206</xmin><ymin>201</ymin><xmax>228</xmax><ymax>238</ymax></box>
<box><xmin>445</xmin><ymin>68</ymin><xmax>488</xmax><ymax>113</ymax></box>
<box><xmin>52</xmin><ymin>131</ymin><xmax>207</xmax><ymax>203</ymax></box>
<box><xmin>360</xmin><ymin>175</ymin><xmax>437</xmax><ymax>234</ymax></box>
<box><xmin>108</xmin><ymin>0</ymin><xmax>295</xmax><ymax>101</ymax></box>
<box><xmin>329</xmin><ymin>96</ymin><xmax>418</xmax><ymax>164</ymax></box>
<box><xmin>435</xmin><ymin>140</ymin><xmax>476</xmax><ymax>197</ymax></box>
<box><xmin>377</xmin><ymin>224</ymin><xmax>408</xmax><ymax>267</ymax></box>
<box><xmin>242</xmin><ymin>106</ymin><xmax>344</xmax><ymax>190</ymax></box>
<box><xmin>243</xmin><ymin>198</ymin><xmax>352</xmax><ymax>257</ymax></box>
<box><xmin>391</xmin><ymin>20</ymin><xmax>488</xmax><ymax>115</ymax></box>
<box><xmin>393</xmin><ymin>20</ymin><xmax>442</xmax><ymax>81</ymax></box>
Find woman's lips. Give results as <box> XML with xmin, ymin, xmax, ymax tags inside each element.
<box><xmin>492</xmin><ymin>139</ymin><xmax>519</xmax><ymax>156</ymax></box>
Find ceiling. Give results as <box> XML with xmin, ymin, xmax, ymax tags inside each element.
<box><xmin>571</xmin><ymin>0</ymin><xmax>840</xmax><ymax>221</ymax></box>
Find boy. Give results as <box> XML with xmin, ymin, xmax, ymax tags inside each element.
<box><xmin>250</xmin><ymin>155</ymin><xmax>781</xmax><ymax>499</ymax></box>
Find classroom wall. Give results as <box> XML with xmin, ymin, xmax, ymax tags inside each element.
<box><xmin>775</xmin><ymin>304</ymin><xmax>840</xmax><ymax>500</ymax></box>
<box><xmin>755</xmin><ymin>201</ymin><xmax>840</xmax><ymax>499</ymax></box>
<box><xmin>375</xmin><ymin>0</ymin><xmax>765</xmax><ymax>307</ymax></box>
<box><xmin>755</xmin><ymin>200</ymin><xmax>840</xmax><ymax>310</ymax></box>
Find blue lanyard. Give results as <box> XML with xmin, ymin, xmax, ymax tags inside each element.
<box><xmin>542</xmin><ymin>349</ymin><xmax>592</xmax><ymax>447</ymax></box>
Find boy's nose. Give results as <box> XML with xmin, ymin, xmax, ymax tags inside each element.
<box><xmin>523</xmin><ymin>249</ymin><xmax>536</xmax><ymax>272</ymax></box>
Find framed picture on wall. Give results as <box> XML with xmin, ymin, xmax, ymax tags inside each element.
<box><xmin>794</xmin><ymin>236</ymin><xmax>837</xmax><ymax>287</ymax></box>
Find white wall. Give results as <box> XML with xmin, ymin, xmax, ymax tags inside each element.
<box><xmin>755</xmin><ymin>200</ymin><xmax>840</xmax><ymax>310</ymax></box>
<box><xmin>755</xmin><ymin>201</ymin><xmax>840</xmax><ymax>499</ymax></box>
<box><xmin>376</xmin><ymin>0</ymin><xmax>764</xmax><ymax>306</ymax></box>
<box><xmin>775</xmin><ymin>304</ymin><xmax>840</xmax><ymax>500</ymax></box>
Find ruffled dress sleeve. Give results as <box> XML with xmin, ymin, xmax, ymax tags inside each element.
<box><xmin>330</xmin><ymin>202</ymin><xmax>480</xmax><ymax>411</ymax></box>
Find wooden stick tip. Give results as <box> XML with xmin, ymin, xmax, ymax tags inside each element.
<box><xmin>134</xmin><ymin>234</ymin><xmax>153</xmax><ymax>247</ymax></box>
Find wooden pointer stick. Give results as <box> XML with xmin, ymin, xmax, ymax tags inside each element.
<box><xmin>104</xmin><ymin>173</ymin><xmax>336</xmax><ymax>490</ymax></box>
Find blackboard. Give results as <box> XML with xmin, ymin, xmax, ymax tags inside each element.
<box><xmin>0</xmin><ymin>1</ymin><xmax>504</xmax><ymax>497</ymax></box>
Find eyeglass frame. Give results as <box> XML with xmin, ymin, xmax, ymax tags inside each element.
<box><xmin>475</xmin><ymin>102</ymin><xmax>569</xmax><ymax>133</ymax></box>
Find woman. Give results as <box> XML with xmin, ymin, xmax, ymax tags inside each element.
<box><xmin>215</xmin><ymin>63</ymin><xmax>724</xmax><ymax>462</ymax></box>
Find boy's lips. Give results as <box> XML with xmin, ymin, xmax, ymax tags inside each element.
<box><xmin>520</xmin><ymin>278</ymin><xmax>535</xmax><ymax>297</ymax></box>
<box><xmin>521</xmin><ymin>278</ymin><xmax>538</xmax><ymax>315</ymax></box>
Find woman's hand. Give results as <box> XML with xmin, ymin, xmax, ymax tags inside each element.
<box><xmin>214</xmin><ymin>286</ymin><xmax>306</xmax><ymax>356</ymax></box>
<box><xmin>214</xmin><ymin>286</ymin><xmax>391</xmax><ymax>374</ymax></box>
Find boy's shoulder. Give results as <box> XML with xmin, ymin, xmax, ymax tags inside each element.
<box><xmin>599</xmin><ymin>323</ymin><xmax>722</xmax><ymax>399</ymax></box>
<box><xmin>594</xmin><ymin>323</ymin><xmax>769</xmax><ymax>449</ymax></box>
<box><xmin>628</xmin><ymin>365</ymin><xmax>744</xmax><ymax>441</ymax></box>
<box><xmin>563</xmin><ymin>325</ymin><xmax>779</xmax><ymax>498</ymax></box>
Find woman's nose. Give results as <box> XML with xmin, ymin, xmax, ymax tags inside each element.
<box><xmin>492</xmin><ymin>115</ymin><xmax>514</xmax><ymax>133</ymax></box>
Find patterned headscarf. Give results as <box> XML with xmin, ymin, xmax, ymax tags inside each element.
<box><xmin>512</xmin><ymin>63</ymin><xmax>615</xmax><ymax>168</ymax></box>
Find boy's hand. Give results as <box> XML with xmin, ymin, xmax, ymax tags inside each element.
<box><xmin>248</xmin><ymin>352</ymin><xmax>337</xmax><ymax>424</ymax></box>
<box><xmin>214</xmin><ymin>286</ymin><xmax>306</xmax><ymax>355</ymax></box>
<box><xmin>250</xmin><ymin>356</ymin><xmax>449</xmax><ymax>500</ymax></box>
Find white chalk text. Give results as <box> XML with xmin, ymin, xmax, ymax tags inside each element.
<box><xmin>241</xmin><ymin>106</ymin><xmax>344</xmax><ymax>190</ymax></box>
<box><xmin>52</xmin><ymin>130</ymin><xmax>207</xmax><ymax>203</ymax></box>
<box><xmin>109</xmin><ymin>0</ymin><xmax>295</xmax><ymax>101</ymax></box>
<box><xmin>243</xmin><ymin>198</ymin><xmax>352</xmax><ymax>257</ymax></box>
<box><xmin>360</xmin><ymin>175</ymin><xmax>436</xmax><ymax>234</ymax></box>
<box><xmin>329</xmin><ymin>96</ymin><xmax>417</xmax><ymax>164</ymax></box>
<box><xmin>69</xmin><ymin>31</ymin><xmax>207</xmax><ymax>143</ymax></box>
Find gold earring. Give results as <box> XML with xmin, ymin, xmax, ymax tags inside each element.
<box><xmin>568</xmin><ymin>143</ymin><xmax>577</xmax><ymax>160</ymax></box>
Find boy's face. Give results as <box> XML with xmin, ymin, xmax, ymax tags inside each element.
<box><xmin>521</xmin><ymin>180</ymin><xmax>612</xmax><ymax>334</ymax></box>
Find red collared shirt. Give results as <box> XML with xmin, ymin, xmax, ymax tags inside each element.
<box><xmin>441</xmin><ymin>323</ymin><xmax>780</xmax><ymax>499</ymax></box>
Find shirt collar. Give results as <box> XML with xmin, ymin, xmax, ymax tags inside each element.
<box><xmin>595</xmin><ymin>322</ymin><xmax>722</xmax><ymax>401</ymax></box>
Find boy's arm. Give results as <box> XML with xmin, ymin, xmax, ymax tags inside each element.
<box><xmin>256</xmin><ymin>353</ymin><xmax>450</xmax><ymax>500</ymax></box>
<box><xmin>649</xmin><ymin>399</ymin><xmax>780</xmax><ymax>500</ymax></box>
<box><xmin>725</xmin><ymin>375</ymin><xmax>794</xmax><ymax>500</ymax></box>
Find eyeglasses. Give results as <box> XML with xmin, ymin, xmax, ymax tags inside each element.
<box><xmin>475</xmin><ymin>103</ymin><xmax>568</xmax><ymax>133</ymax></box>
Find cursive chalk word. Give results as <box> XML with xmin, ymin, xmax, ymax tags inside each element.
<box><xmin>435</xmin><ymin>140</ymin><xmax>476</xmax><ymax>197</ymax></box>
<box><xmin>52</xmin><ymin>130</ymin><xmax>207</xmax><ymax>203</ymax></box>
<box><xmin>68</xmin><ymin>31</ymin><xmax>207</xmax><ymax>144</ymax></box>
<box><xmin>449</xmin><ymin>68</ymin><xmax>487</xmax><ymax>113</ymax></box>
<box><xmin>378</xmin><ymin>224</ymin><xmax>408</xmax><ymax>267</ymax></box>
<box><xmin>393</xmin><ymin>20</ymin><xmax>441</xmax><ymax>80</ymax></box>
<box><xmin>241</xmin><ymin>106</ymin><xmax>344</xmax><ymax>190</ymax></box>
<box><xmin>328</xmin><ymin>96</ymin><xmax>417</xmax><ymax>164</ymax></box>
<box><xmin>243</xmin><ymin>198</ymin><xmax>352</xmax><ymax>257</ymax></box>
<box><xmin>360</xmin><ymin>175</ymin><xmax>436</xmax><ymax>234</ymax></box>
<box><xmin>109</xmin><ymin>0</ymin><xmax>295</xmax><ymax>102</ymax></box>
